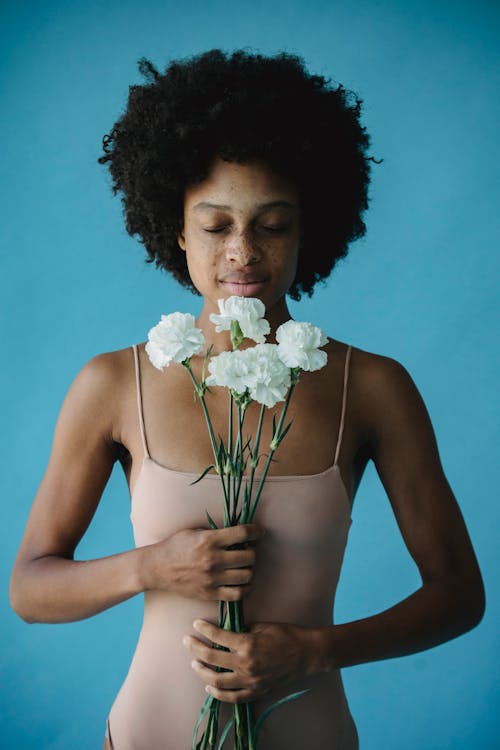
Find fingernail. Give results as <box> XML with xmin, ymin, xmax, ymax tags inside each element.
<box><xmin>191</xmin><ymin>660</ymin><xmax>198</xmax><ymax>669</ymax></box>
<box><xmin>182</xmin><ymin>637</ymin><xmax>190</xmax><ymax>647</ymax></box>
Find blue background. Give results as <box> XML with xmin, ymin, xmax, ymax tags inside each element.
<box><xmin>1</xmin><ymin>1</ymin><xmax>498</xmax><ymax>748</ymax></box>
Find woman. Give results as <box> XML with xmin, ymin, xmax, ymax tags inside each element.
<box><xmin>9</xmin><ymin>49</ymin><xmax>485</xmax><ymax>749</ymax></box>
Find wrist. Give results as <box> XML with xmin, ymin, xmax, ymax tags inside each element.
<box><xmin>136</xmin><ymin>543</ymin><xmax>158</xmax><ymax>592</ymax></box>
<box><xmin>302</xmin><ymin>625</ymin><xmax>339</xmax><ymax>676</ymax></box>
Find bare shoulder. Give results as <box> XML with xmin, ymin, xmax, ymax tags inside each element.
<box><xmin>63</xmin><ymin>345</ymin><xmax>136</xmax><ymax>449</ymax></box>
<box><xmin>325</xmin><ymin>338</ymin><xmax>427</xmax><ymax>452</ymax></box>
<box><xmin>70</xmin><ymin>346</ymin><xmax>128</xmax><ymax>404</ymax></box>
<box><xmin>325</xmin><ymin>337</ymin><xmax>414</xmax><ymax>395</ymax></box>
<box><xmin>348</xmin><ymin>343</ymin><xmax>416</xmax><ymax>400</ymax></box>
<box><xmin>348</xmin><ymin>344</ymin><xmax>429</xmax><ymax>442</ymax></box>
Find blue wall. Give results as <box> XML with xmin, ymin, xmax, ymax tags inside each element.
<box><xmin>1</xmin><ymin>1</ymin><xmax>498</xmax><ymax>748</ymax></box>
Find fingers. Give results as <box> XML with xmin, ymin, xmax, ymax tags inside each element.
<box><xmin>216</xmin><ymin>567</ymin><xmax>253</xmax><ymax>586</ymax></box>
<box><xmin>183</xmin><ymin>636</ymin><xmax>235</xmax><ymax>671</ymax></box>
<box><xmin>190</xmin><ymin>660</ymin><xmax>266</xmax><ymax>704</ymax></box>
<box><xmin>191</xmin><ymin>661</ymin><xmax>256</xmax><ymax>702</ymax></box>
<box><xmin>192</xmin><ymin>619</ymin><xmax>242</xmax><ymax>650</ymax></box>
<box><xmin>211</xmin><ymin>524</ymin><xmax>266</xmax><ymax>547</ymax></box>
<box><xmin>217</xmin><ymin>585</ymin><xmax>252</xmax><ymax>601</ymax></box>
<box><xmin>204</xmin><ymin>684</ymin><xmax>255</xmax><ymax>704</ymax></box>
<box><xmin>219</xmin><ymin>548</ymin><xmax>256</xmax><ymax>569</ymax></box>
<box><xmin>184</xmin><ymin>621</ymin><xmax>272</xmax><ymax>704</ymax></box>
<box><xmin>213</xmin><ymin>565</ymin><xmax>254</xmax><ymax>601</ymax></box>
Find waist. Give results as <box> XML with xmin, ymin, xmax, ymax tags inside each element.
<box><xmin>141</xmin><ymin>587</ymin><xmax>337</xmax><ymax>632</ymax></box>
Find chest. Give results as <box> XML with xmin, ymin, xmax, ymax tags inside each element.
<box><xmin>138</xmin><ymin>361</ymin><xmax>341</xmax><ymax>475</ymax></box>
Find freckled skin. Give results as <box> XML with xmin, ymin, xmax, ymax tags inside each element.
<box><xmin>177</xmin><ymin>156</ymin><xmax>302</xmax><ymax>354</ymax></box>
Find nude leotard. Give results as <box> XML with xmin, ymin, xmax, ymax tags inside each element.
<box><xmin>104</xmin><ymin>343</ymin><xmax>358</xmax><ymax>749</ymax></box>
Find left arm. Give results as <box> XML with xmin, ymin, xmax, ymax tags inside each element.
<box><xmin>311</xmin><ymin>354</ymin><xmax>486</xmax><ymax>672</ymax></box>
<box><xmin>184</xmin><ymin>355</ymin><xmax>486</xmax><ymax>701</ymax></box>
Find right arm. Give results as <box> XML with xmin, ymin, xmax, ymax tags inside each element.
<box><xmin>9</xmin><ymin>352</ymin><xmax>263</xmax><ymax>624</ymax></box>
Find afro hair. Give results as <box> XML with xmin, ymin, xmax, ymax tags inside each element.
<box><xmin>98</xmin><ymin>48</ymin><xmax>377</xmax><ymax>300</ymax></box>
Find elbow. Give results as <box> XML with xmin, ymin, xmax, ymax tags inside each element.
<box><xmin>9</xmin><ymin>593</ymin><xmax>36</xmax><ymax>625</ymax></box>
<box><xmin>461</xmin><ymin>578</ymin><xmax>486</xmax><ymax>631</ymax></box>
<box><xmin>9</xmin><ymin>570</ymin><xmax>38</xmax><ymax>624</ymax></box>
<box><xmin>447</xmin><ymin>572</ymin><xmax>486</xmax><ymax>635</ymax></box>
<box><xmin>425</xmin><ymin>568</ymin><xmax>486</xmax><ymax>638</ymax></box>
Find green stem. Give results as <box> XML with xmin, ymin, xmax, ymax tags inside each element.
<box><xmin>184</xmin><ymin>362</ymin><xmax>231</xmax><ymax>525</ymax></box>
<box><xmin>208</xmin><ymin>700</ymin><xmax>221</xmax><ymax>749</ymax></box>
<box><xmin>228</xmin><ymin>391</ymin><xmax>233</xmax><ymax>462</ymax></box>
<box><xmin>240</xmin><ymin>403</ymin><xmax>265</xmax><ymax>524</ymax></box>
<box><xmin>248</xmin><ymin>383</ymin><xmax>296</xmax><ymax>522</ymax></box>
<box><xmin>187</xmin><ymin>361</ymin><xmax>299</xmax><ymax>750</ymax></box>
<box><xmin>184</xmin><ymin>363</ymin><xmax>218</xmax><ymax>462</ymax></box>
<box><xmin>228</xmin><ymin>391</ymin><xmax>236</xmax><ymax>524</ymax></box>
<box><xmin>246</xmin><ymin>703</ymin><xmax>256</xmax><ymax>750</ymax></box>
<box><xmin>232</xmin><ymin>403</ymin><xmax>246</xmax><ymax>522</ymax></box>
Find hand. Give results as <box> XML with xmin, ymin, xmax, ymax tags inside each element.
<box><xmin>183</xmin><ymin>619</ymin><xmax>323</xmax><ymax>704</ymax></box>
<box><xmin>140</xmin><ymin>524</ymin><xmax>265</xmax><ymax>600</ymax></box>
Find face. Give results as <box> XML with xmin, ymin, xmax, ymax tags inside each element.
<box><xmin>177</xmin><ymin>156</ymin><xmax>301</xmax><ymax>318</ymax></box>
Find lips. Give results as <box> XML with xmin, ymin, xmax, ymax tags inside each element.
<box><xmin>220</xmin><ymin>274</ymin><xmax>268</xmax><ymax>284</ymax></box>
<box><xmin>219</xmin><ymin>279</ymin><xmax>269</xmax><ymax>296</ymax></box>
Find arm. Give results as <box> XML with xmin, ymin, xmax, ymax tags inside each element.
<box><xmin>9</xmin><ymin>352</ymin><xmax>146</xmax><ymax>624</ymax></box>
<box><xmin>9</xmin><ymin>351</ymin><xmax>265</xmax><ymax>624</ymax></box>
<box><xmin>312</xmin><ymin>353</ymin><xmax>486</xmax><ymax>671</ymax></box>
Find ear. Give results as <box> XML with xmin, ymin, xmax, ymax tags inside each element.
<box><xmin>177</xmin><ymin>228</ymin><xmax>186</xmax><ymax>252</ymax></box>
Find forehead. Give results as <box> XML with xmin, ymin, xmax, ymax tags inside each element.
<box><xmin>185</xmin><ymin>156</ymin><xmax>299</xmax><ymax>212</ymax></box>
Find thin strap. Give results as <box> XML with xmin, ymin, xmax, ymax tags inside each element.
<box><xmin>333</xmin><ymin>345</ymin><xmax>352</xmax><ymax>466</ymax></box>
<box><xmin>132</xmin><ymin>344</ymin><xmax>150</xmax><ymax>459</ymax></box>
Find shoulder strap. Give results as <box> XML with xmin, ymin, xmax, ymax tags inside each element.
<box><xmin>333</xmin><ymin>345</ymin><xmax>352</xmax><ymax>466</ymax></box>
<box><xmin>132</xmin><ymin>344</ymin><xmax>150</xmax><ymax>459</ymax></box>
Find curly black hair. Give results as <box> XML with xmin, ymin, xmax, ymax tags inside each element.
<box><xmin>98</xmin><ymin>48</ymin><xmax>377</xmax><ymax>300</ymax></box>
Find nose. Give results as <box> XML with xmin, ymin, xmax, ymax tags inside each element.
<box><xmin>225</xmin><ymin>231</ymin><xmax>261</xmax><ymax>265</ymax></box>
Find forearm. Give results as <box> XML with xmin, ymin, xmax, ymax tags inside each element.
<box><xmin>311</xmin><ymin>580</ymin><xmax>484</xmax><ymax>672</ymax></box>
<box><xmin>9</xmin><ymin>546</ymin><xmax>151</xmax><ymax>624</ymax></box>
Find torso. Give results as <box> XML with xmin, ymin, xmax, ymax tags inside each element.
<box><xmin>109</xmin><ymin>338</ymin><xmax>372</xmax><ymax>513</ymax></box>
<box><xmin>104</xmin><ymin>336</ymin><xmax>365</xmax><ymax>749</ymax></box>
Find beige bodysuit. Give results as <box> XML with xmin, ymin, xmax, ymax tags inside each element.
<box><xmin>104</xmin><ymin>343</ymin><xmax>358</xmax><ymax>749</ymax></box>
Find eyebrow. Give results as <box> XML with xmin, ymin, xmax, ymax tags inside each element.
<box><xmin>192</xmin><ymin>200</ymin><xmax>297</xmax><ymax>212</ymax></box>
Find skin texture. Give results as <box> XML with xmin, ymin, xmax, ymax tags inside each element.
<box><xmin>176</xmin><ymin>155</ymin><xmax>302</xmax><ymax>347</ymax></box>
<box><xmin>10</xmin><ymin>158</ymin><xmax>485</xmax><ymax>714</ymax></box>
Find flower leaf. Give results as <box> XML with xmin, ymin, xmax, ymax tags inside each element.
<box><xmin>216</xmin><ymin>717</ymin><xmax>235</xmax><ymax>749</ymax></box>
<box><xmin>205</xmin><ymin>510</ymin><xmax>218</xmax><ymax>529</ymax></box>
<box><xmin>277</xmin><ymin>419</ymin><xmax>294</xmax><ymax>445</ymax></box>
<box><xmin>189</xmin><ymin>465</ymin><xmax>216</xmax><ymax>485</ymax></box>
<box><xmin>191</xmin><ymin>693</ymin><xmax>216</xmax><ymax>750</ymax></box>
<box><xmin>253</xmin><ymin>688</ymin><xmax>312</xmax><ymax>742</ymax></box>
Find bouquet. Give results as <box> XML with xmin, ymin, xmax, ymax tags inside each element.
<box><xmin>145</xmin><ymin>296</ymin><xmax>328</xmax><ymax>749</ymax></box>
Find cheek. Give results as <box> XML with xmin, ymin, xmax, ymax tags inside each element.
<box><xmin>184</xmin><ymin>243</ymin><xmax>218</xmax><ymax>283</ymax></box>
<box><xmin>272</xmin><ymin>244</ymin><xmax>299</xmax><ymax>275</ymax></box>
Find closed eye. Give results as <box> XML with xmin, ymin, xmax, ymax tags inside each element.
<box><xmin>204</xmin><ymin>225</ymin><xmax>289</xmax><ymax>234</ymax></box>
<box><xmin>262</xmin><ymin>225</ymin><xmax>288</xmax><ymax>232</ymax></box>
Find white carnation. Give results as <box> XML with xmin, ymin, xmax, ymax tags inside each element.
<box><xmin>205</xmin><ymin>350</ymin><xmax>251</xmax><ymax>395</ymax></box>
<box><xmin>246</xmin><ymin>344</ymin><xmax>291</xmax><ymax>407</ymax></box>
<box><xmin>145</xmin><ymin>312</ymin><xmax>205</xmax><ymax>370</ymax></box>
<box><xmin>209</xmin><ymin>296</ymin><xmax>270</xmax><ymax>344</ymax></box>
<box><xmin>276</xmin><ymin>320</ymin><xmax>328</xmax><ymax>371</ymax></box>
<box><xmin>206</xmin><ymin>344</ymin><xmax>291</xmax><ymax>408</ymax></box>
